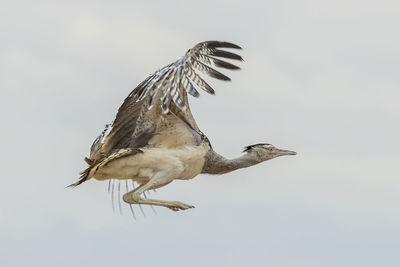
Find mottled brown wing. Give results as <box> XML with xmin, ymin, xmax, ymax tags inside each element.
<box><xmin>88</xmin><ymin>76</ymin><xmax>156</xmax><ymax>163</ymax></box>
<box><xmin>89</xmin><ymin>41</ymin><xmax>242</xmax><ymax>162</ymax></box>
<box><xmin>133</xmin><ymin>41</ymin><xmax>243</xmax><ymax>132</ymax></box>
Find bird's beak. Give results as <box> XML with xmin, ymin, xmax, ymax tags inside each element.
<box><xmin>277</xmin><ymin>149</ymin><xmax>297</xmax><ymax>156</ymax></box>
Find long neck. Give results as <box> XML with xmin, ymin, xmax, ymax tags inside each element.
<box><xmin>202</xmin><ymin>150</ymin><xmax>263</xmax><ymax>175</ymax></box>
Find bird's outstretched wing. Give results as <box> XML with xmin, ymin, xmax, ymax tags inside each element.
<box><xmin>89</xmin><ymin>41</ymin><xmax>242</xmax><ymax>164</ymax></box>
<box><xmin>134</xmin><ymin>41</ymin><xmax>242</xmax><ymax>113</ymax></box>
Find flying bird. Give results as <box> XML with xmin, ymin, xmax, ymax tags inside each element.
<box><xmin>70</xmin><ymin>41</ymin><xmax>296</xmax><ymax>211</ymax></box>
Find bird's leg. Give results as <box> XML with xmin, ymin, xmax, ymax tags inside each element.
<box><xmin>122</xmin><ymin>172</ymin><xmax>194</xmax><ymax>211</ymax></box>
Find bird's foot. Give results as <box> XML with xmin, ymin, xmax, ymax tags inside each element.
<box><xmin>168</xmin><ymin>201</ymin><xmax>195</xmax><ymax>211</ymax></box>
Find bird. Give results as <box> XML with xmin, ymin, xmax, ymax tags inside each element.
<box><xmin>70</xmin><ymin>40</ymin><xmax>296</xmax><ymax>211</ymax></box>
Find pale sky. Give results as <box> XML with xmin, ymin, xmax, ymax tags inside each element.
<box><xmin>1</xmin><ymin>0</ymin><xmax>399</xmax><ymax>266</ymax></box>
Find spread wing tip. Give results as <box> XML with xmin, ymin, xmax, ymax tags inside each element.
<box><xmin>202</xmin><ymin>41</ymin><xmax>242</xmax><ymax>50</ymax></box>
<box><xmin>135</xmin><ymin>40</ymin><xmax>243</xmax><ymax>112</ymax></box>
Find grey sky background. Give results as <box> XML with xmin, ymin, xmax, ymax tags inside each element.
<box><xmin>1</xmin><ymin>0</ymin><xmax>399</xmax><ymax>266</ymax></box>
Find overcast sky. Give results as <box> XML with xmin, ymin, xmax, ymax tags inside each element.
<box><xmin>1</xmin><ymin>0</ymin><xmax>399</xmax><ymax>266</ymax></box>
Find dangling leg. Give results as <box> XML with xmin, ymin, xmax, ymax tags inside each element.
<box><xmin>122</xmin><ymin>171</ymin><xmax>194</xmax><ymax>211</ymax></box>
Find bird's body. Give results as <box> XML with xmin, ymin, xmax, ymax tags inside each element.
<box><xmin>91</xmin><ymin>144</ymin><xmax>208</xmax><ymax>183</ymax></box>
<box><xmin>71</xmin><ymin>41</ymin><xmax>296</xmax><ymax>211</ymax></box>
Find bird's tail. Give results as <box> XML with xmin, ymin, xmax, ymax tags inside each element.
<box><xmin>68</xmin><ymin>149</ymin><xmax>142</xmax><ymax>188</ymax></box>
<box><xmin>66</xmin><ymin>158</ymin><xmax>93</xmax><ymax>188</ymax></box>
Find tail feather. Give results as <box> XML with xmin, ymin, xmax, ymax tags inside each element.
<box><xmin>67</xmin><ymin>166</ymin><xmax>91</xmax><ymax>188</ymax></box>
<box><xmin>68</xmin><ymin>149</ymin><xmax>142</xmax><ymax>188</ymax></box>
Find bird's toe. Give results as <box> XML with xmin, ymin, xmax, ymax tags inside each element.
<box><xmin>168</xmin><ymin>201</ymin><xmax>194</xmax><ymax>211</ymax></box>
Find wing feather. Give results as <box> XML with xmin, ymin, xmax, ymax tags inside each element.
<box><xmin>182</xmin><ymin>77</ymin><xmax>200</xmax><ymax>97</ymax></box>
<box><xmin>203</xmin><ymin>41</ymin><xmax>242</xmax><ymax>49</ymax></box>
<box><xmin>206</xmin><ymin>49</ymin><xmax>243</xmax><ymax>61</ymax></box>
<box><xmin>186</xmin><ymin>66</ymin><xmax>215</xmax><ymax>95</ymax></box>
<box><xmin>208</xmin><ymin>56</ymin><xmax>241</xmax><ymax>70</ymax></box>
<box><xmin>192</xmin><ymin>59</ymin><xmax>231</xmax><ymax>81</ymax></box>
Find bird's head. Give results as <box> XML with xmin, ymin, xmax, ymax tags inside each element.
<box><xmin>243</xmin><ymin>143</ymin><xmax>297</xmax><ymax>161</ymax></box>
